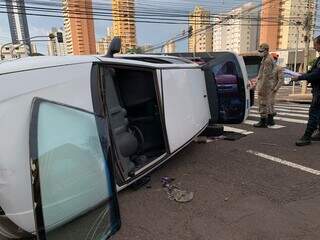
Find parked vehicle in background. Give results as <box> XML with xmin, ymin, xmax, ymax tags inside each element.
<box><xmin>239</xmin><ymin>52</ymin><xmax>262</xmax><ymax>106</ymax></box>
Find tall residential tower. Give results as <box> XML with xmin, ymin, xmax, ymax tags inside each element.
<box><xmin>213</xmin><ymin>2</ymin><xmax>259</xmax><ymax>53</ymax></box>
<box><xmin>112</xmin><ymin>0</ymin><xmax>136</xmax><ymax>53</ymax></box>
<box><xmin>62</xmin><ymin>0</ymin><xmax>96</xmax><ymax>55</ymax></box>
<box><xmin>260</xmin><ymin>0</ymin><xmax>316</xmax><ymax>51</ymax></box>
<box><xmin>6</xmin><ymin>0</ymin><xmax>31</xmax><ymax>50</ymax></box>
<box><xmin>188</xmin><ymin>6</ymin><xmax>213</xmax><ymax>53</ymax></box>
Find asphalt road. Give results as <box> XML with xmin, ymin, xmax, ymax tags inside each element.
<box><xmin>112</xmin><ymin>89</ymin><xmax>320</xmax><ymax>240</ymax></box>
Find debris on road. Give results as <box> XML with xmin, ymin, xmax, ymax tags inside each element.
<box><xmin>194</xmin><ymin>131</ymin><xmax>247</xmax><ymax>143</ymax></box>
<box><xmin>161</xmin><ymin>177</ymin><xmax>194</xmax><ymax>203</ymax></box>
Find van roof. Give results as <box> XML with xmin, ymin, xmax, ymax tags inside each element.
<box><xmin>0</xmin><ymin>55</ymin><xmax>198</xmax><ymax>75</ymax></box>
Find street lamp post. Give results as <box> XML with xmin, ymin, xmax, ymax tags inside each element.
<box><xmin>1</xmin><ymin>35</ymin><xmax>54</xmax><ymax>60</ymax></box>
<box><xmin>292</xmin><ymin>21</ymin><xmax>302</xmax><ymax>95</ymax></box>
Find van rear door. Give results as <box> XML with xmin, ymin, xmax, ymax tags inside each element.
<box><xmin>29</xmin><ymin>98</ymin><xmax>120</xmax><ymax>240</ymax></box>
<box><xmin>205</xmin><ymin>52</ymin><xmax>250</xmax><ymax>124</ymax></box>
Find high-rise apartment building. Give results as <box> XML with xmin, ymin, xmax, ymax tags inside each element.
<box><xmin>212</xmin><ymin>3</ymin><xmax>259</xmax><ymax>54</ymax></box>
<box><xmin>48</xmin><ymin>27</ymin><xmax>67</xmax><ymax>56</ymax></box>
<box><xmin>112</xmin><ymin>0</ymin><xmax>136</xmax><ymax>53</ymax></box>
<box><xmin>62</xmin><ymin>0</ymin><xmax>96</xmax><ymax>55</ymax></box>
<box><xmin>96</xmin><ymin>27</ymin><xmax>113</xmax><ymax>55</ymax></box>
<box><xmin>163</xmin><ymin>40</ymin><xmax>176</xmax><ymax>53</ymax></box>
<box><xmin>6</xmin><ymin>0</ymin><xmax>31</xmax><ymax>50</ymax></box>
<box><xmin>188</xmin><ymin>6</ymin><xmax>213</xmax><ymax>53</ymax></box>
<box><xmin>260</xmin><ymin>0</ymin><xmax>316</xmax><ymax>51</ymax></box>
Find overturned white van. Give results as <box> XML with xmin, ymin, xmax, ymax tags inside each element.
<box><xmin>0</xmin><ymin>50</ymin><xmax>249</xmax><ymax>239</ymax></box>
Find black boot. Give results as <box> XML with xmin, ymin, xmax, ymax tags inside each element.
<box><xmin>267</xmin><ymin>114</ymin><xmax>275</xmax><ymax>126</ymax></box>
<box><xmin>311</xmin><ymin>130</ymin><xmax>320</xmax><ymax>141</ymax></box>
<box><xmin>296</xmin><ymin>134</ymin><xmax>312</xmax><ymax>146</ymax></box>
<box><xmin>254</xmin><ymin>118</ymin><xmax>268</xmax><ymax>128</ymax></box>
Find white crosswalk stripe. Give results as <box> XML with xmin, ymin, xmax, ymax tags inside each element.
<box><xmin>274</xmin><ymin>105</ymin><xmax>310</xmax><ymax>111</ymax></box>
<box><xmin>276</xmin><ymin>103</ymin><xmax>310</xmax><ymax>108</ymax></box>
<box><xmin>251</xmin><ymin>106</ymin><xmax>309</xmax><ymax>114</ymax></box>
<box><xmin>249</xmin><ymin>113</ymin><xmax>308</xmax><ymax>124</ymax></box>
<box><xmin>224</xmin><ymin>126</ymin><xmax>254</xmax><ymax>135</ymax></box>
<box><xmin>244</xmin><ymin>120</ymin><xmax>285</xmax><ymax>129</ymax></box>
<box><xmin>250</xmin><ymin>109</ymin><xmax>308</xmax><ymax>118</ymax></box>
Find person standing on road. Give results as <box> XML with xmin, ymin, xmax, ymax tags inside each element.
<box><xmin>269</xmin><ymin>53</ymin><xmax>284</xmax><ymax>126</ymax></box>
<box><xmin>293</xmin><ymin>35</ymin><xmax>320</xmax><ymax>146</ymax></box>
<box><xmin>254</xmin><ymin>43</ymin><xmax>275</xmax><ymax>128</ymax></box>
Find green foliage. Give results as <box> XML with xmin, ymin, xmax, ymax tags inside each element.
<box><xmin>126</xmin><ymin>47</ymin><xmax>144</xmax><ymax>54</ymax></box>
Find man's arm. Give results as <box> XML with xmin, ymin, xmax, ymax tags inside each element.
<box><xmin>298</xmin><ymin>67</ymin><xmax>320</xmax><ymax>83</ymax></box>
<box><xmin>273</xmin><ymin>68</ymin><xmax>284</xmax><ymax>92</ymax></box>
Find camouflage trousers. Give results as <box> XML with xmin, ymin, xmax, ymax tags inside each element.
<box><xmin>269</xmin><ymin>91</ymin><xmax>277</xmax><ymax>115</ymax></box>
<box><xmin>257</xmin><ymin>92</ymin><xmax>272</xmax><ymax>118</ymax></box>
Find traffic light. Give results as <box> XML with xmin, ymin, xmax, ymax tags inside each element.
<box><xmin>56</xmin><ymin>32</ymin><xmax>63</xmax><ymax>43</ymax></box>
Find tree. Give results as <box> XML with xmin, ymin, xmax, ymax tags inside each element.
<box><xmin>126</xmin><ymin>47</ymin><xmax>144</xmax><ymax>54</ymax></box>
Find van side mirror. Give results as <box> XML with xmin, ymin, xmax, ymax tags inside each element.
<box><xmin>106</xmin><ymin>37</ymin><xmax>121</xmax><ymax>58</ymax></box>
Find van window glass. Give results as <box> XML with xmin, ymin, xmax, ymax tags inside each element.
<box><xmin>34</xmin><ymin>101</ymin><xmax>119</xmax><ymax>240</ymax></box>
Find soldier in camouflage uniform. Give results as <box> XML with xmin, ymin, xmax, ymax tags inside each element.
<box><xmin>254</xmin><ymin>43</ymin><xmax>275</xmax><ymax>128</ymax></box>
<box><xmin>269</xmin><ymin>53</ymin><xmax>284</xmax><ymax>126</ymax></box>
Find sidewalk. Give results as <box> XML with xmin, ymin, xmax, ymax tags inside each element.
<box><xmin>276</xmin><ymin>86</ymin><xmax>312</xmax><ymax>103</ymax></box>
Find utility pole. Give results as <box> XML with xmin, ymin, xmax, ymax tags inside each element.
<box><xmin>301</xmin><ymin>0</ymin><xmax>313</xmax><ymax>95</ymax></box>
<box><xmin>292</xmin><ymin>21</ymin><xmax>302</xmax><ymax>95</ymax></box>
<box><xmin>193</xmin><ymin>15</ymin><xmax>197</xmax><ymax>58</ymax></box>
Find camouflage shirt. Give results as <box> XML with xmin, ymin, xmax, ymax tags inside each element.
<box><xmin>256</xmin><ymin>54</ymin><xmax>275</xmax><ymax>95</ymax></box>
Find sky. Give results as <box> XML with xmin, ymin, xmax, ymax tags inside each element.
<box><xmin>0</xmin><ymin>0</ymin><xmax>318</xmax><ymax>54</ymax></box>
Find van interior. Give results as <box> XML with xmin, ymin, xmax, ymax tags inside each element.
<box><xmin>101</xmin><ymin>67</ymin><xmax>166</xmax><ymax>179</ymax></box>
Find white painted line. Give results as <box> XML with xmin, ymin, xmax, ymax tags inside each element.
<box><xmin>274</xmin><ymin>105</ymin><xmax>310</xmax><ymax>111</ymax></box>
<box><xmin>244</xmin><ymin>120</ymin><xmax>285</xmax><ymax>129</ymax></box>
<box><xmin>276</xmin><ymin>103</ymin><xmax>310</xmax><ymax>108</ymax></box>
<box><xmin>249</xmin><ymin>113</ymin><xmax>308</xmax><ymax>124</ymax></box>
<box><xmin>247</xmin><ymin>150</ymin><xmax>320</xmax><ymax>176</ymax></box>
<box><xmin>251</xmin><ymin>106</ymin><xmax>309</xmax><ymax>114</ymax></box>
<box><xmin>224</xmin><ymin>126</ymin><xmax>254</xmax><ymax>135</ymax></box>
<box><xmin>252</xmin><ymin>104</ymin><xmax>309</xmax><ymax>111</ymax></box>
<box><xmin>250</xmin><ymin>109</ymin><xmax>308</xmax><ymax>118</ymax></box>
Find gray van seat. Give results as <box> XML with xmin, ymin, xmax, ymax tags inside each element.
<box><xmin>104</xmin><ymin>68</ymin><xmax>137</xmax><ymax>176</ymax></box>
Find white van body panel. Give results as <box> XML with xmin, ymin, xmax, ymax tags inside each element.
<box><xmin>161</xmin><ymin>68</ymin><xmax>210</xmax><ymax>153</ymax></box>
<box><xmin>0</xmin><ymin>62</ymin><xmax>94</xmax><ymax>232</ymax></box>
<box><xmin>0</xmin><ymin>54</ymin><xmax>248</xmax><ymax>237</ymax></box>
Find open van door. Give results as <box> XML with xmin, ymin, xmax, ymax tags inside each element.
<box><xmin>29</xmin><ymin>98</ymin><xmax>121</xmax><ymax>240</ymax></box>
<box><xmin>205</xmin><ymin>52</ymin><xmax>250</xmax><ymax>124</ymax></box>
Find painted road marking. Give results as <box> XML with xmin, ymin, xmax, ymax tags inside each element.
<box><xmin>224</xmin><ymin>126</ymin><xmax>254</xmax><ymax>135</ymax></box>
<box><xmin>249</xmin><ymin>114</ymin><xmax>308</xmax><ymax>124</ymax></box>
<box><xmin>250</xmin><ymin>109</ymin><xmax>308</xmax><ymax>118</ymax></box>
<box><xmin>244</xmin><ymin>120</ymin><xmax>285</xmax><ymax>129</ymax></box>
<box><xmin>276</xmin><ymin>103</ymin><xmax>310</xmax><ymax>108</ymax></box>
<box><xmin>247</xmin><ymin>150</ymin><xmax>320</xmax><ymax>176</ymax></box>
<box><xmin>273</xmin><ymin>105</ymin><xmax>310</xmax><ymax>111</ymax></box>
<box><xmin>251</xmin><ymin>106</ymin><xmax>309</xmax><ymax>114</ymax></box>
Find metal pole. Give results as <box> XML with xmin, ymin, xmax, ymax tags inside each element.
<box><xmin>193</xmin><ymin>16</ymin><xmax>196</xmax><ymax>58</ymax></box>
<box><xmin>292</xmin><ymin>23</ymin><xmax>300</xmax><ymax>95</ymax></box>
<box><xmin>302</xmin><ymin>0</ymin><xmax>312</xmax><ymax>95</ymax></box>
